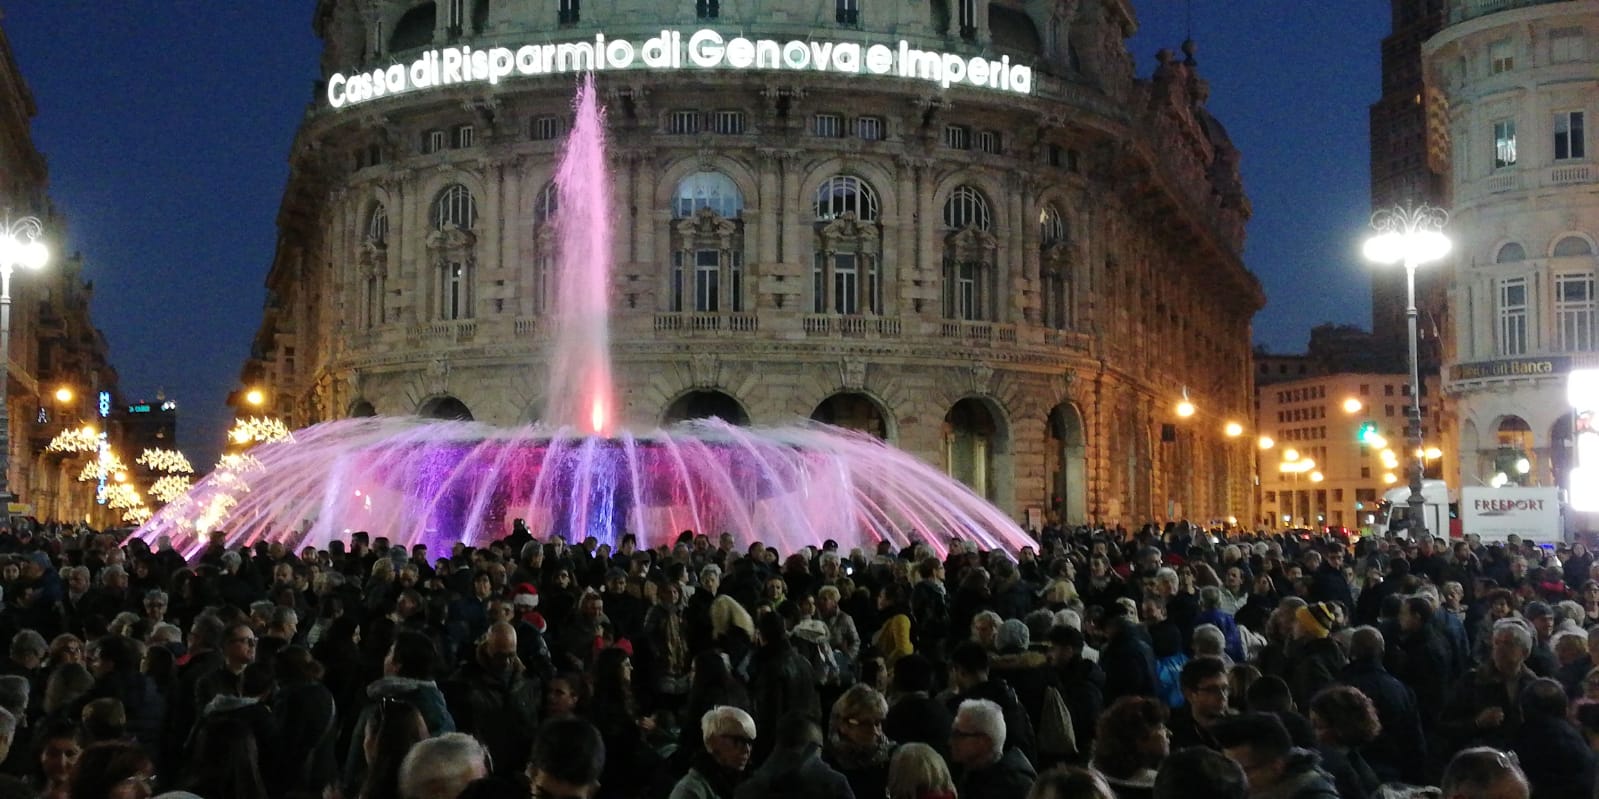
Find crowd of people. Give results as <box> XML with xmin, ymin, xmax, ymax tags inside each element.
<box><xmin>0</xmin><ymin>519</ymin><xmax>1586</xmax><ymax>799</ymax></box>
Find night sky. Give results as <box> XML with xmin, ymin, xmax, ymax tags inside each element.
<box><xmin>2</xmin><ymin>1</ymin><xmax>1390</xmax><ymax>468</ymax></box>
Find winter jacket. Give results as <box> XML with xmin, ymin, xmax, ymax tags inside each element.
<box><xmin>443</xmin><ymin>658</ymin><xmax>543</xmax><ymax>777</ymax></box>
<box><xmin>734</xmin><ymin>743</ymin><xmax>854</xmax><ymax>799</ymax></box>
<box><xmin>1511</xmin><ymin>714</ymin><xmax>1599</xmax><ymax>799</ymax></box>
<box><xmin>83</xmin><ymin>669</ymin><xmax>165</xmax><ymax>750</ymax></box>
<box><xmin>749</xmin><ymin>643</ymin><xmax>820</xmax><ymax>765</ymax></box>
<box><xmin>342</xmin><ymin>675</ymin><xmax>456</xmax><ymax>791</ymax></box>
<box><xmin>1439</xmin><ymin>664</ymin><xmax>1537</xmax><ymax>753</ymax></box>
<box><xmin>1192</xmin><ymin>609</ymin><xmax>1247</xmax><ymax>662</ymax></box>
<box><xmin>1100</xmin><ymin>626</ymin><xmax>1158</xmax><ymax>704</ymax></box>
<box><xmin>885</xmin><ymin>692</ymin><xmax>953</xmax><ymax>760</ymax></box>
<box><xmin>1337</xmin><ymin>657</ymin><xmax>1427</xmax><ymax>784</ymax></box>
<box><xmin>1285</xmin><ymin>637</ymin><xmax>1346</xmax><ymax>710</ymax></box>
<box><xmin>1250</xmin><ymin>749</ymin><xmax>1340</xmax><ymax>799</ymax></box>
<box><xmin>271</xmin><ymin>679</ymin><xmax>340</xmax><ymax>796</ymax></box>
<box><xmin>955</xmin><ymin>747</ymin><xmax>1037</xmax><ymax>799</ymax></box>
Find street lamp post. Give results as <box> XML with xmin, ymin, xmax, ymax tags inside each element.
<box><xmin>1364</xmin><ymin>204</ymin><xmax>1450</xmax><ymax>540</ymax></box>
<box><xmin>0</xmin><ymin>216</ymin><xmax>47</xmax><ymax>505</ymax></box>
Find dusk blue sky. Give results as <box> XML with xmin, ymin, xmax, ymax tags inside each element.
<box><xmin>3</xmin><ymin>1</ymin><xmax>1390</xmax><ymax>467</ymax></box>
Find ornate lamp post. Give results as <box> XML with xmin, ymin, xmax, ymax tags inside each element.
<box><xmin>0</xmin><ymin>215</ymin><xmax>47</xmax><ymax>503</ymax></box>
<box><xmin>1363</xmin><ymin>205</ymin><xmax>1450</xmax><ymax>539</ymax></box>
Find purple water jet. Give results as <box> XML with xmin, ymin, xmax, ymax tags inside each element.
<box><xmin>136</xmin><ymin>76</ymin><xmax>1035</xmax><ymax>558</ymax></box>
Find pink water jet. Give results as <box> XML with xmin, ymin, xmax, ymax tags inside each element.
<box><xmin>135</xmin><ymin>76</ymin><xmax>1035</xmax><ymax>558</ymax></box>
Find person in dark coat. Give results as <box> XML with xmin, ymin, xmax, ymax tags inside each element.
<box><xmin>1336</xmin><ymin>627</ymin><xmax>1427</xmax><ymax>785</ymax></box>
<box><xmin>734</xmin><ymin>712</ymin><xmax>853</xmax><ymax>799</ymax></box>
<box><xmin>944</xmin><ymin>642</ymin><xmax>1034</xmax><ymax>760</ymax></box>
<box><xmin>270</xmin><ymin>646</ymin><xmax>340</xmax><ymax>798</ymax></box>
<box><xmin>79</xmin><ymin>634</ymin><xmax>164</xmax><ymax>750</ymax></box>
<box><xmin>1210</xmin><ymin>713</ymin><xmax>1339</xmax><ymax>799</ymax></box>
<box><xmin>1045</xmin><ymin>625</ymin><xmax>1104</xmax><ymax>761</ymax></box>
<box><xmin>1507</xmin><ymin>678</ymin><xmax>1597</xmax><ymax>799</ymax></box>
<box><xmin>1168</xmin><ymin>656</ymin><xmax>1229</xmax><ymax>752</ymax></box>
<box><xmin>1440</xmin><ymin>619</ymin><xmax>1538</xmax><ymax>754</ymax></box>
<box><xmin>1099</xmin><ymin>607</ymin><xmax>1158</xmax><ymax>705</ymax></box>
<box><xmin>1307</xmin><ymin>685</ymin><xmax>1382</xmax><ymax>799</ymax></box>
<box><xmin>748</xmin><ymin>611</ymin><xmax>819</xmax><ymax>767</ymax></box>
<box><xmin>883</xmin><ymin>653</ymin><xmax>953</xmax><ymax>759</ymax></box>
<box><xmin>1283</xmin><ymin>603</ymin><xmax>1345</xmax><ymax>710</ymax></box>
<box><xmin>1306</xmin><ymin>549</ymin><xmax>1355</xmax><ymax>615</ymax></box>
<box><xmin>1386</xmin><ymin>596</ymin><xmax>1453</xmax><ymax>727</ymax></box>
<box><xmin>442</xmin><ymin>622</ymin><xmax>542</xmax><ymax>778</ymax></box>
<box><xmin>949</xmin><ymin>698</ymin><xmax>1036</xmax><ymax>799</ymax></box>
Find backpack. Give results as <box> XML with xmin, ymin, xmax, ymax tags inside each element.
<box><xmin>1035</xmin><ymin>685</ymin><xmax>1078</xmax><ymax>760</ymax></box>
<box><xmin>910</xmin><ymin>583</ymin><xmax>949</xmax><ymax>648</ymax></box>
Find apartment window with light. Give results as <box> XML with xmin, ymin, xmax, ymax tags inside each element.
<box><xmin>452</xmin><ymin>124</ymin><xmax>475</xmax><ymax>149</ymax></box>
<box><xmin>423</xmin><ymin>129</ymin><xmax>446</xmax><ymax>154</ymax></box>
<box><xmin>532</xmin><ymin>116</ymin><xmax>562</xmax><ymax>141</ymax></box>
<box><xmin>976</xmin><ymin>130</ymin><xmax>1002</xmax><ymax>154</ymax></box>
<box><xmin>1555</xmin><ymin>111</ymin><xmax>1585</xmax><ymax>161</ymax></box>
<box><xmin>1490</xmin><ymin>39</ymin><xmax>1514</xmax><ymax>74</ymax></box>
<box><xmin>944</xmin><ymin>124</ymin><xmax>971</xmax><ymax>150</ymax></box>
<box><xmin>696</xmin><ymin>0</ymin><xmax>719</xmax><ymax>20</ymax></box>
<box><xmin>1499</xmin><ymin>277</ymin><xmax>1529</xmax><ymax>355</ymax></box>
<box><xmin>712</xmin><ymin>110</ymin><xmax>745</xmax><ymax>135</ymax></box>
<box><xmin>836</xmin><ymin>0</ymin><xmax>859</xmax><ymax>25</ymax></box>
<box><xmin>1557</xmin><ymin>273</ymin><xmax>1595</xmax><ymax>351</ymax></box>
<box><xmin>813</xmin><ymin>113</ymin><xmax>844</xmax><ymax>138</ymax></box>
<box><xmin>856</xmin><ymin>116</ymin><xmax>884</xmax><ymax>141</ymax></box>
<box><xmin>668</xmin><ymin>110</ymin><xmax>702</xmax><ymax>135</ymax></box>
<box><xmin>1493</xmin><ymin>119</ymin><xmax>1517</xmax><ymax>169</ymax></box>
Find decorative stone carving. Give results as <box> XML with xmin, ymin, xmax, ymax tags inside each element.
<box><xmin>426</xmin><ymin>225</ymin><xmax>477</xmax><ymax>254</ymax></box>
<box><xmin>970</xmin><ymin>363</ymin><xmax>994</xmax><ymax>393</ymax></box>
<box><xmin>427</xmin><ymin>358</ymin><xmax>450</xmax><ymax>395</ymax></box>
<box><xmin>840</xmin><ymin>357</ymin><xmax>867</xmax><ymax>391</ymax></box>
<box><xmin>676</xmin><ymin>207</ymin><xmax>738</xmax><ymax>249</ymax></box>
<box><xmin>690</xmin><ymin>353</ymin><xmax>719</xmax><ymax>388</ymax></box>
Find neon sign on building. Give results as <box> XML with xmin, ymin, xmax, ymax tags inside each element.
<box><xmin>327</xmin><ymin>29</ymin><xmax>1034</xmax><ymax>109</ymax></box>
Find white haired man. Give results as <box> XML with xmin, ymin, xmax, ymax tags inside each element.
<box><xmin>949</xmin><ymin>699</ymin><xmax>1035</xmax><ymax>799</ymax></box>
<box><xmin>398</xmin><ymin>732</ymin><xmax>490</xmax><ymax>799</ymax></box>
<box><xmin>670</xmin><ymin>705</ymin><xmax>756</xmax><ymax>799</ymax></box>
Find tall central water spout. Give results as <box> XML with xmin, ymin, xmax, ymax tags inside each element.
<box><xmin>544</xmin><ymin>75</ymin><xmax>614</xmax><ymax>433</ymax></box>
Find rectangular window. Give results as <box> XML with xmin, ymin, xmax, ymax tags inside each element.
<box><xmin>944</xmin><ymin>124</ymin><xmax>971</xmax><ymax>150</ymax></box>
<box><xmin>423</xmin><ymin>129</ymin><xmax>446</xmax><ymax>154</ymax></box>
<box><xmin>834</xmin><ymin>254</ymin><xmax>859</xmax><ymax>315</ymax></box>
<box><xmin>1557</xmin><ymin>272</ymin><xmax>1595</xmax><ymax>351</ymax></box>
<box><xmin>836</xmin><ymin>0</ymin><xmax>859</xmax><ymax>25</ymax></box>
<box><xmin>1500</xmin><ymin>277</ymin><xmax>1529</xmax><ymax>355</ymax></box>
<box><xmin>1552</xmin><ymin>27</ymin><xmax>1586</xmax><ymax>63</ymax></box>
<box><xmin>532</xmin><ymin>116</ymin><xmax>562</xmax><ymax>141</ymax></box>
<box><xmin>671</xmin><ymin>252</ymin><xmax>686</xmax><ymax>312</ymax></box>
<box><xmin>1494</xmin><ymin>119</ymin><xmax>1517</xmax><ymax>169</ymax></box>
<box><xmin>729</xmin><ymin>250</ymin><xmax>743</xmax><ymax>313</ymax></box>
<box><xmin>694</xmin><ymin>250</ymin><xmax>720</xmax><ymax>313</ymax></box>
<box><xmin>976</xmin><ymin>130</ymin><xmax>1002</xmax><ymax>154</ymax></box>
<box><xmin>1490</xmin><ymin>39</ymin><xmax>1514</xmax><ymax>74</ymax></box>
<box><xmin>956</xmin><ymin>262</ymin><xmax>979</xmax><ymax>320</ymax></box>
<box><xmin>558</xmin><ymin>0</ymin><xmax>580</xmax><ymax>25</ymax></box>
<box><xmin>957</xmin><ymin>0</ymin><xmax>977</xmax><ymax>39</ymax></box>
<box><xmin>813</xmin><ymin>113</ymin><xmax>844</xmax><ymax>138</ymax></box>
<box><xmin>712</xmin><ymin>110</ymin><xmax>745</xmax><ymax>135</ymax></box>
<box><xmin>1555</xmin><ymin>111</ymin><xmax>1585</xmax><ymax>161</ymax></box>
<box><xmin>441</xmin><ymin>262</ymin><xmax>468</xmax><ymax>320</ymax></box>
<box><xmin>696</xmin><ymin>0</ymin><xmax>719</xmax><ymax>19</ymax></box>
<box><xmin>446</xmin><ymin>0</ymin><xmax>466</xmax><ymax>31</ymax></box>
<box><xmin>856</xmin><ymin>116</ymin><xmax>884</xmax><ymax>141</ymax></box>
<box><xmin>668</xmin><ymin>110</ymin><xmax>701</xmax><ymax>135</ymax></box>
<box><xmin>452</xmin><ymin>124</ymin><xmax>475</xmax><ymax>149</ymax></box>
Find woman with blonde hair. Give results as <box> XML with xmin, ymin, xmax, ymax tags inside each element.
<box><xmin>886</xmin><ymin>742</ymin><xmax>955</xmax><ymax>799</ymax></box>
<box><xmin>827</xmin><ymin>683</ymin><xmax>896</xmax><ymax>799</ymax></box>
<box><xmin>710</xmin><ymin>594</ymin><xmax>755</xmax><ymax>678</ymax></box>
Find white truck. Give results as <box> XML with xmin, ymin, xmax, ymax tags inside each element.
<box><xmin>1372</xmin><ymin>479</ymin><xmax>1458</xmax><ymax>539</ymax></box>
<box><xmin>1460</xmin><ymin>486</ymin><xmax>1565</xmax><ymax>544</ymax></box>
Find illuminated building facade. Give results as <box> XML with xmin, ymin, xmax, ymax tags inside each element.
<box><xmin>241</xmin><ymin>0</ymin><xmax>1262</xmax><ymax>529</ymax></box>
<box><xmin>1425</xmin><ymin>0</ymin><xmax>1599</xmax><ymax>492</ymax></box>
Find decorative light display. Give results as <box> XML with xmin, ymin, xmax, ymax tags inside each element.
<box><xmin>103</xmin><ymin>483</ymin><xmax>143</xmax><ymax>511</ymax></box>
<box><xmin>122</xmin><ymin>507</ymin><xmax>152</xmax><ymax>524</ymax></box>
<box><xmin>46</xmin><ymin>426</ymin><xmax>99</xmax><ymax>454</ymax></box>
<box><xmin>138</xmin><ymin>448</ymin><xmax>194</xmax><ymax>474</ymax></box>
<box><xmin>230</xmin><ymin>417</ymin><xmax>294</xmax><ymax>446</ymax></box>
<box><xmin>79</xmin><ymin>452</ymin><xmax>128</xmax><ymax>484</ymax></box>
<box><xmin>149</xmin><ymin>475</ymin><xmax>193</xmax><ymax>503</ymax></box>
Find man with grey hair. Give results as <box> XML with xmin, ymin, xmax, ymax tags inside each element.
<box><xmin>949</xmin><ymin>698</ymin><xmax>1034</xmax><ymax>799</ymax></box>
<box><xmin>1441</xmin><ymin>619</ymin><xmax>1537</xmax><ymax>751</ymax></box>
<box><xmin>1440</xmin><ymin>747</ymin><xmax>1529</xmax><ymax>799</ymax></box>
<box><xmin>1551</xmin><ymin>629</ymin><xmax>1591</xmax><ymax>698</ymax></box>
<box><xmin>669</xmin><ymin>705</ymin><xmax>756</xmax><ymax>799</ymax></box>
<box><xmin>397</xmin><ymin>732</ymin><xmax>490</xmax><ymax>799</ymax></box>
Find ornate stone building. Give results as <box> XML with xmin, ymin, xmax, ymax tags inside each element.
<box><xmin>241</xmin><ymin>0</ymin><xmax>1261</xmax><ymax>529</ymax></box>
<box><xmin>0</xmin><ymin>21</ymin><xmax>123</xmax><ymax>526</ymax></box>
<box><xmin>1425</xmin><ymin>0</ymin><xmax>1599</xmax><ymax>493</ymax></box>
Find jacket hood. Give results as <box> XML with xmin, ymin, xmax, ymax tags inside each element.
<box><xmin>991</xmin><ymin>651</ymin><xmax>1048</xmax><ymax>671</ymax></box>
<box><xmin>1254</xmin><ymin>749</ymin><xmax>1338</xmax><ymax>799</ymax></box>
<box><xmin>202</xmin><ymin>694</ymin><xmax>260</xmax><ymax>716</ymax></box>
<box><xmin>366</xmin><ymin>675</ymin><xmax>439</xmax><ymax>697</ymax></box>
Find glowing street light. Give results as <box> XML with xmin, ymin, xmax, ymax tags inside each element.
<box><xmin>1343</xmin><ymin>398</ymin><xmax>1364</xmax><ymax>414</ymax></box>
<box><xmin>1365</xmin><ymin>203</ymin><xmax>1450</xmax><ymax>539</ymax></box>
<box><xmin>1175</xmin><ymin>387</ymin><xmax>1196</xmax><ymax>419</ymax></box>
<box><xmin>1224</xmin><ymin>421</ymin><xmax>1244</xmax><ymax>438</ymax></box>
<box><xmin>1283</xmin><ymin>448</ymin><xmax>1300</xmax><ymax>462</ymax></box>
<box><xmin>244</xmin><ymin>388</ymin><xmax>266</xmax><ymax>407</ymax></box>
<box><xmin>1258</xmin><ymin>435</ymin><xmax>1275</xmax><ymax>450</ymax></box>
<box><xmin>0</xmin><ymin>214</ymin><xmax>47</xmax><ymax>502</ymax></box>
<box><xmin>54</xmin><ymin>386</ymin><xmax>72</xmax><ymax>404</ymax></box>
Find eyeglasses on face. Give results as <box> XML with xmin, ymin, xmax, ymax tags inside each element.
<box><xmin>950</xmin><ymin>729</ymin><xmax>986</xmax><ymax>739</ymax></box>
<box><xmin>229</xmin><ymin>637</ymin><xmax>257</xmax><ymax>646</ymax></box>
<box><xmin>719</xmin><ymin>734</ymin><xmax>755</xmax><ymax>749</ymax></box>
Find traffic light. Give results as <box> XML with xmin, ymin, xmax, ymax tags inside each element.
<box><xmin>1357</xmin><ymin>421</ymin><xmax>1381</xmax><ymax>445</ymax></box>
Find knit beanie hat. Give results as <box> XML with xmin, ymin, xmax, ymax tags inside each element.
<box><xmin>1296</xmin><ymin>602</ymin><xmax>1337</xmax><ymax>639</ymax></box>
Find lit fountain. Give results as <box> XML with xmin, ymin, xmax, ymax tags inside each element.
<box><xmin>137</xmin><ymin>76</ymin><xmax>1034</xmax><ymax>558</ymax></box>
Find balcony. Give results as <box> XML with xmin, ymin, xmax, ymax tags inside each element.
<box><xmin>1550</xmin><ymin>163</ymin><xmax>1593</xmax><ymax>185</ymax></box>
<box><xmin>802</xmin><ymin>315</ymin><xmax>903</xmax><ymax>337</ymax></box>
<box><xmin>653</xmin><ymin>313</ymin><xmax>758</xmax><ymax>334</ymax></box>
<box><xmin>1448</xmin><ymin>0</ymin><xmax>1573</xmax><ymax>25</ymax></box>
<box><xmin>406</xmin><ymin>320</ymin><xmax>477</xmax><ymax>345</ymax></box>
<box><xmin>1483</xmin><ymin>172</ymin><xmax>1520</xmax><ymax>193</ymax></box>
<box><xmin>939</xmin><ymin>321</ymin><xmax>1017</xmax><ymax>344</ymax></box>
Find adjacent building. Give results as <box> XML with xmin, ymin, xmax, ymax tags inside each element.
<box><xmin>1425</xmin><ymin>0</ymin><xmax>1599</xmax><ymax>494</ymax></box>
<box><xmin>239</xmin><ymin>0</ymin><xmax>1264</xmax><ymax>530</ymax></box>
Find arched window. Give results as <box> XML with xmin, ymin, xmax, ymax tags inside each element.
<box><xmin>943</xmin><ymin>185</ymin><xmax>992</xmax><ymax>231</ymax></box>
<box><xmin>668</xmin><ymin>171</ymin><xmax>745</xmax><ymax>313</ymax></box>
<box><xmin>390</xmin><ymin>2</ymin><xmax>437</xmax><ymax>52</ymax></box>
<box><xmin>673</xmin><ymin>172</ymin><xmax>744</xmax><ymax>219</ymax></box>
<box><xmin>367</xmin><ymin>203</ymin><xmax>389</xmax><ymax>243</ymax></box>
<box><xmin>1554</xmin><ymin>235</ymin><xmax>1594</xmax><ymax>257</ymax></box>
<box><xmin>1039</xmin><ymin>204</ymin><xmax>1070</xmax><ymax>330</ymax></box>
<box><xmin>433</xmin><ymin>184</ymin><xmax>478</xmax><ymax>229</ymax></box>
<box><xmin>943</xmin><ymin>185</ymin><xmax>997</xmax><ymax>321</ymax></box>
<box><xmin>812</xmin><ymin>176</ymin><xmax>884</xmax><ymax>315</ymax></box>
<box><xmin>1496</xmin><ymin>242</ymin><xmax>1526</xmax><ymax>263</ymax></box>
<box><xmin>815</xmin><ymin>176</ymin><xmax>880</xmax><ymax>221</ymax></box>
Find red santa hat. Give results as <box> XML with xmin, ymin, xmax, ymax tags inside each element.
<box><xmin>512</xmin><ymin>583</ymin><xmax>540</xmax><ymax>609</ymax></box>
